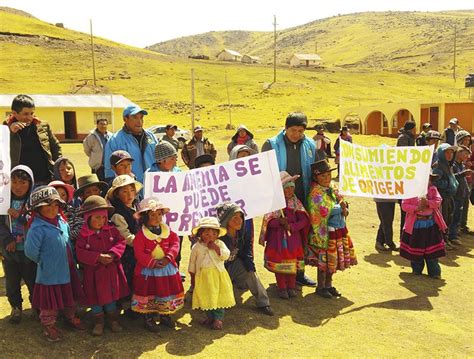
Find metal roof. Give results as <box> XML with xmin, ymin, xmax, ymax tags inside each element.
<box><xmin>218</xmin><ymin>49</ymin><xmax>243</xmax><ymax>57</ymax></box>
<box><xmin>0</xmin><ymin>94</ymin><xmax>133</xmax><ymax>108</ymax></box>
<box><xmin>292</xmin><ymin>54</ymin><xmax>322</xmax><ymax>61</ymax></box>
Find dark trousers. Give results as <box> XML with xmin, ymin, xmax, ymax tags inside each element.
<box><xmin>375</xmin><ymin>202</ymin><xmax>396</xmax><ymax>246</ymax></box>
<box><xmin>441</xmin><ymin>195</ymin><xmax>454</xmax><ymax>229</ymax></box>
<box><xmin>460</xmin><ymin>195</ymin><xmax>470</xmax><ymax>228</ymax></box>
<box><xmin>1</xmin><ymin>251</ymin><xmax>36</xmax><ymax>308</ymax></box>
<box><xmin>399</xmin><ymin>200</ymin><xmax>406</xmax><ymax>240</ymax></box>
<box><xmin>449</xmin><ymin>199</ymin><xmax>463</xmax><ymax>239</ymax></box>
<box><xmin>411</xmin><ymin>259</ymin><xmax>441</xmax><ymax>277</ymax></box>
<box><xmin>176</xmin><ymin>236</ymin><xmax>183</xmax><ymax>268</ymax></box>
<box><xmin>92</xmin><ymin>166</ymin><xmax>106</xmax><ymax>182</ymax></box>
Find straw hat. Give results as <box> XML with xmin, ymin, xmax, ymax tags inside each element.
<box><xmin>106</xmin><ymin>175</ymin><xmax>143</xmax><ymax>200</ymax></box>
<box><xmin>136</xmin><ymin>197</ymin><xmax>170</xmax><ymax>215</ymax></box>
<box><xmin>28</xmin><ymin>186</ymin><xmax>66</xmax><ymax>210</ymax></box>
<box><xmin>192</xmin><ymin>217</ymin><xmax>227</xmax><ymax>237</ymax></box>
<box><xmin>74</xmin><ymin>174</ymin><xmax>108</xmax><ymax>198</ymax></box>
<box><xmin>78</xmin><ymin>195</ymin><xmax>114</xmax><ymax>215</ymax></box>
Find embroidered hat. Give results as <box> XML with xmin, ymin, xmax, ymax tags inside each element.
<box><xmin>123</xmin><ymin>104</ymin><xmax>148</xmax><ymax>117</ymax></box>
<box><xmin>311</xmin><ymin>160</ymin><xmax>337</xmax><ymax>176</ymax></box>
<box><xmin>48</xmin><ymin>180</ymin><xmax>75</xmax><ymax>202</ymax></box>
<box><xmin>191</xmin><ymin>217</ymin><xmax>227</xmax><ymax>237</ymax></box>
<box><xmin>455</xmin><ymin>130</ymin><xmax>471</xmax><ymax>145</ymax></box>
<box><xmin>110</xmin><ymin>150</ymin><xmax>135</xmax><ymax>167</ymax></box>
<box><xmin>216</xmin><ymin>202</ymin><xmax>244</xmax><ymax>229</ymax></box>
<box><xmin>29</xmin><ymin>186</ymin><xmax>66</xmax><ymax>210</ymax></box>
<box><xmin>194</xmin><ymin>154</ymin><xmax>215</xmax><ymax>168</ymax></box>
<box><xmin>154</xmin><ymin>141</ymin><xmax>177</xmax><ymax>163</ymax></box>
<box><xmin>280</xmin><ymin>171</ymin><xmax>300</xmax><ymax>186</ymax></box>
<box><xmin>136</xmin><ymin>197</ymin><xmax>170</xmax><ymax>215</ymax></box>
<box><xmin>78</xmin><ymin>195</ymin><xmax>114</xmax><ymax>215</ymax></box>
<box><xmin>425</xmin><ymin>130</ymin><xmax>442</xmax><ymax>140</ymax></box>
<box><xmin>285</xmin><ymin>112</ymin><xmax>307</xmax><ymax>129</ymax></box>
<box><xmin>74</xmin><ymin>174</ymin><xmax>108</xmax><ymax>198</ymax></box>
<box><xmin>106</xmin><ymin>175</ymin><xmax>143</xmax><ymax>200</ymax></box>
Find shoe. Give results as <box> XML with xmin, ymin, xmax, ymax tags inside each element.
<box><xmin>430</xmin><ymin>274</ymin><xmax>442</xmax><ymax>279</ymax></box>
<box><xmin>316</xmin><ymin>288</ymin><xmax>333</xmax><ymax>299</ymax></box>
<box><xmin>387</xmin><ymin>243</ymin><xmax>400</xmax><ymax>252</ymax></box>
<box><xmin>375</xmin><ymin>242</ymin><xmax>389</xmax><ymax>252</ymax></box>
<box><xmin>144</xmin><ymin>316</ymin><xmax>160</xmax><ymax>333</ymax></box>
<box><xmin>211</xmin><ymin>319</ymin><xmax>224</xmax><ymax>330</ymax></box>
<box><xmin>106</xmin><ymin>312</ymin><xmax>123</xmax><ymax>333</ymax></box>
<box><xmin>412</xmin><ymin>271</ymin><xmax>422</xmax><ymax>275</ymax></box>
<box><xmin>43</xmin><ymin>325</ymin><xmax>62</xmax><ymax>342</ymax></box>
<box><xmin>296</xmin><ymin>274</ymin><xmax>317</xmax><ymax>287</ymax></box>
<box><xmin>92</xmin><ymin>313</ymin><xmax>104</xmax><ymax>336</ymax></box>
<box><xmin>180</xmin><ymin>272</ymin><xmax>186</xmax><ymax>282</ymax></box>
<box><xmin>445</xmin><ymin>241</ymin><xmax>455</xmax><ymax>250</ymax></box>
<box><xmin>66</xmin><ymin>316</ymin><xmax>86</xmax><ymax>331</ymax></box>
<box><xmin>8</xmin><ymin>307</ymin><xmax>22</xmax><ymax>325</ymax></box>
<box><xmin>450</xmin><ymin>238</ymin><xmax>461</xmax><ymax>246</ymax></box>
<box><xmin>160</xmin><ymin>315</ymin><xmax>175</xmax><ymax>328</ymax></box>
<box><xmin>258</xmin><ymin>306</ymin><xmax>274</xmax><ymax>316</ymax></box>
<box><xmin>287</xmin><ymin>289</ymin><xmax>298</xmax><ymax>298</ymax></box>
<box><xmin>278</xmin><ymin>288</ymin><xmax>289</xmax><ymax>300</ymax></box>
<box><xmin>327</xmin><ymin>287</ymin><xmax>342</xmax><ymax>297</ymax></box>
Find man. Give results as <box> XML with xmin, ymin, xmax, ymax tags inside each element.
<box><xmin>83</xmin><ymin>118</ymin><xmax>112</xmax><ymax>181</ymax></box>
<box><xmin>415</xmin><ymin>122</ymin><xmax>432</xmax><ymax>146</ymax></box>
<box><xmin>425</xmin><ymin>130</ymin><xmax>442</xmax><ymax>166</ymax></box>
<box><xmin>104</xmin><ymin>104</ymin><xmax>157</xmax><ymax>184</ymax></box>
<box><xmin>262</xmin><ymin>112</ymin><xmax>322</xmax><ymax>287</ymax></box>
<box><xmin>161</xmin><ymin>124</ymin><xmax>179</xmax><ymax>151</ymax></box>
<box><xmin>4</xmin><ymin>94</ymin><xmax>62</xmax><ymax>185</ymax></box>
<box><xmin>442</xmin><ymin>118</ymin><xmax>460</xmax><ymax>145</ymax></box>
<box><xmin>181</xmin><ymin>125</ymin><xmax>217</xmax><ymax>169</ymax></box>
<box><xmin>312</xmin><ymin>124</ymin><xmax>331</xmax><ymax>159</ymax></box>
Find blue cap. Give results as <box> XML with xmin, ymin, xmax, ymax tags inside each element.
<box><xmin>123</xmin><ymin>104</ymin><xmax>148</xmax><ymax>118</ymax></box>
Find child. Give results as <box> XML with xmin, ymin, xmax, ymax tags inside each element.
<box><xmin>400</xmin><ymin>172</ymin><xmax>447</xmax><ymax>278</ymax></box>
<box><xmin>108</xmin><ymin>150</ymin><xmax>135</xmax><ymax>185</ymax></box>
<box><xmin>188</xmin><ymin>217</ymin><xmax>235</xmax><ymax>330</ymax></box>
<box><xmin>0</xmin><ymin>165</ymin><xmax>36</xmax><ymax>324</ymax></box>
<box><xmin>107</xmin><ymin>175</ymin><xmax>142</xmax><ymax>314</ymax></box>
<box><xmin>334</xmin><ymin>126</ymin><xmax>352</xmax><ymax>179</ymax></box>
<box><xmin>132</xmin><ymin>198</ymin><xmax>184</xmax><ymax>332</ymax></box>
<box><xmin>306</xmin><ymin>160</ymin><xmax>357</xmax><ymax>298</ymax></box>
<box><xmin>259</xmin><ymin>172</ymin><xmax>310</xmax><ymax>299</ymax></box>
<box><xmin>75</xmin><ymin>195</ymin><xmax>129</xmax><ymax>336</ymax></box>
<box><xmin>53</xmin><ymin>157</ymin><xmax>78</xmax><ymax>189</ymax></box>
<box><xmin>24</xmin><ymin>186</ymin><xmax>84</xmax><ymax>342</ymax></box>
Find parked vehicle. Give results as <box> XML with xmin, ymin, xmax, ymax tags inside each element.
<box><xmin>147</xmin><ymin>125</ymin><xmax>191</xmax><ymax>148</ymax></box>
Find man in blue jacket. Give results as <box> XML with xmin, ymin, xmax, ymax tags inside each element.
<box><xmin>104</xmin><ymin>104</ymin><xmax>158</xmax><ymax>184</ymax></box>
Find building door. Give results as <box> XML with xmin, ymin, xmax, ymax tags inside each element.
<box><xmin>64</xmin><ymin>111</ymin><xmax>77</xmax><ymax>140</ymax></box>
<box><xmin>429</xmin><ymin>107</ymin><xmax>439</xmax><ymax>131</ymax></box>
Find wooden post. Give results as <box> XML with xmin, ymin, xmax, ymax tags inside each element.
<box><xmin>225</xmin><ymin>70</ymin><xmax>232</xmax><ymax>128</ymax></box>
<box><xmin>191</xmin><ymin>68</ymin><xmax>195</xmax><ymax>131</ymax></box>
<box><xmin>90</xmin><ymin>19</ymin><xmax>97</xmax><ymax>87</ymax></box>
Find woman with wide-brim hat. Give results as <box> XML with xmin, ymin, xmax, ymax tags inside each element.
<box><xmin>75</xmin><ymin>195</ymin><xmax>129</xmax><ymax>336</ymax></box>
<box><xmin>306</xmin><ymin>160</ymin><xmax>357</xmax><ymax>299</ymax></box>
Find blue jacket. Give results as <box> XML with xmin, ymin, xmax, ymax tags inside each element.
<box><xmin>104</xmin><ymin>127</ymin><xmax>158</xmax><ymax>183</ymax></box>
<box><xmin>432</xmin><ymin>143</ymin><xmax>458</xmax><ymax>197</ymax></box>
<box><xmin>24</xmin><ymin>216</ymin><xmax>73</xmax><ymax>285</ymax></box>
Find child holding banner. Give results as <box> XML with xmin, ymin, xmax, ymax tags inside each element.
<box><xmin>131</xmin><ymin>197</ymin><xmax>184</xmax><ymax>331</ymax></box>
<box><xmin>306</xmin><ymin>160</ymin><xmax>357</xmax><ymax>299</ymax></box>
<box><xmin>259</xmin><ymin>171</ymin><xmax>309</xmax><ymax>299</ymax></box>
<box><xmin>400</xmin><ymin>173</ymin><xmax>447</xmax><ymax>278</ymax></box>
<box><xmin>188</xmin><ymin>217</ymin><xmax>235</xmax><ymax>330</ymax></box>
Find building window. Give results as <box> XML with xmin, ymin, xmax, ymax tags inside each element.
<box><xmin>392</xmin><ymin>116</ymin><xmax>398</xmax><ymax>129</ymax></box>
<box><xmin>382</xmin><ymin>114</ymin><xmax>388</xmax><ymax>128</ymax></box>
<box><xmin>93</xmin><ymin>112</ymin><xmax>112</xmax><ymax>124</ymax></box>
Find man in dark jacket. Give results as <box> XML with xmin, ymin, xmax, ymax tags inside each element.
<box><xmin>181</xmin><ymin>126</ymin><xmax>217</xmax><ymax>169</ymax></box>
<box><xmin>4</xmin><ymin>94</ymin><xmax>62</xmax><ymax>185</ymax></box>
<box><xmin>442</xmin><ymin>118</ymin><xmax>460</xmax><ymax>145</ymax></box>
<box><xmin>396</xmin><ymin>121</ymin><xmax>416</xmax><ymax>147</ymax></box>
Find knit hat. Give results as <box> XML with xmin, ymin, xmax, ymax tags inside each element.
<box><xmin>48</xmin><ymin>180</ymin><xmax>75</xmax><ymax>202</ymax></box>
<box><xmin>78</xmin><ymin>195</ymin><xmax>114</xmax><ymax>216</ymax></box>
<box><xmin>136</xmin><ymin>197</ymin><xmax>170</xmax><ymax>215</ymax></box>
<box><xmin>449</xmin><ymin>118</ymin><xmax>459</xmax><ymax>125</ymax></box>
<box><xmin>191</xmin><ymin>217</ymin><xmax>227</xmax><ymax>237</ymax></box>
<box><xmin>426</xmin><ymin>130</ymin><xmax>442</xmax><ymax>140</ymax></box>
<box><xmin>106</xmin><ymin>175</ymin><xmax>143</xmax><ymax>200</ymax></box>
<box><xmin>422</xmin><ymin>122</ymin><xmax>432</xmax><ymax>130</ymax></box>
<box><xmin>455</xmin><ymin>130</ymin><xmax>471</xmax><ymax>145</ymax></box>
<box><xmin>194</xmin><ymin>154</ymin><xmax>215</xmax><ymax>168</ymax></box>
<box><xmin>216</xmin><ymin>202</ymin><xmax>244</xmax><ymax>229</ymax></box>
<box><xmin>403</xmin><ymin>121</ymin><xmax>416</xmax><ymax>131</ymax></box>
<box><xmin>154</xmin><ymin>141</ymin><xmax>177</xmax><ymax>163</ymax></box>
<box><xmin>28</xmin><ymin>186</ymin><xmax>65</xmax><ymax>210</ymax></box>
<box><xmin>311</xmin><ymin>160</ymin><xmax>337</xmax><ymax>176</ymax></box>
<box><xmin>110</xmin><ymin>150</ymin><xmax>134</xmax><ymax>167</ymax></box>
<box><xmin>74</xmin><ymin>174</ymin><xmax>108</xmax><ymax>198</ymax></box>
<box><xmin>285</xmin><ymin>112</ymin><xmax>307</xmax><ymax>129</ymax></box>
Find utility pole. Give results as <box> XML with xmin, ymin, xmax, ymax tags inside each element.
<box><xmin>225</xmin><ymin>70</ymin><xmax>232</xmax><ymax>128</ymax></box>
<box><xmin>453</xmin><ymin>24</ymin><xmax>457</xmax><ymax>82</ymax></box>
<box><xmin>273</xmin><ymin>15</ymin><xmax>278</xmax><ymax>83</ymax></box>
<box><xmin>90</xmin><ymin>19</ymin><xmax>97</xmax><ymax>87</ymax></box>
<box><xmin>191</xmin><ymin>68</ymin><xmax>195</xmax><ymax>131</ymax></box>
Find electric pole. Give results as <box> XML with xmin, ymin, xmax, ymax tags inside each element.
<box><xmin>225</xmin><ymin>70</ymin><xmax>232</xmax><ymax>128</ymax></box>
<box><xmin>191</xmin><ymin>69</ymin><xmax>195</xmax><ymax>131</ymax></box>
<box><xmin>453</xmin><ymin>24</ymin><xmax>457</xmax><ymax>82</ymax></box>
<box><xmin>90</xmin><ymin>19</ymin><xmax>97</xmax><ymax>87</ymax></box>
<box><xmin>273</xmin><ymin>15</ymin><xmax>278</xmax><ymax>84</ymax></box>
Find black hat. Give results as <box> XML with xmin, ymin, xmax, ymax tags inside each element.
<box><xmin>285</xmin><ymin>112</ymin><xmax>307</xmax><ymax>129</ymax></box>
<box><xmin>403</xmin><ymin>121</ymin><xmax>416</xmax><ymax>131</ymax></box>
<box><xmin>311</xmin><ymin>160</ymin><xmax>337</xmax><ymax>176</ymax></box>
<box><xmin>340</xmin><ymin>125</ymin><xmax>349</xmax><ymax>132</ymax></box>
<box><xmin>315</xmin><ymin>124</ymin><xmax>324</xmax><ymax>131</ymax></box>
<box><xmin>194</xmin><ymin>154</ymin><xmax>215</xmax><ymax>168</ymax></box>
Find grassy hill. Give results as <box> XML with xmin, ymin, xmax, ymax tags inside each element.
<box><xmin>148</xmin><ymin>11</ymin><xmax>474</xmax><ymax>75</ymax></box>
<box><xmin>0</xmin><ymin>7</ymin><xmax>472</xmax><ymax>130</ymax></box>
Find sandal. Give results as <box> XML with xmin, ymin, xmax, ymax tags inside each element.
<box><xmin>211</xmin><ymin>319</ymin><xmax>223</xmax><ymax>330</ymax></box>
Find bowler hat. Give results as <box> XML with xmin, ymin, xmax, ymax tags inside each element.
<box><xmin>311</xmin><ymin>160</ymin><xmax>337</xmax><ymax>176</ymax></box>
<box><xmin>78</xmin><ymin>195</ymin><xmax>114</xmax><ymax>215</ymax></box>
<box><xmin>74</xmin><ymin>174</ymin><xmax>108</xmax><ymax>198</ymax></box>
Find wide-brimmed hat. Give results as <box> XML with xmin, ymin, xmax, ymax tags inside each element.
<box><xmin>154</xmin><ymin>141</ymin><xmax>177</xmax><ymax>163</ymax></box>
<box><xmin>136</xmin><ymin>197</ymin><xmax>170</xmax><ymax>215</ymax></box>
<box><xmin>110</xmin><ymin>150</ymin><xmax>135</xmax><ymax>167</ymax></box>
<box><xmin>426</xmin><ymin>130</ymin><xmax>442</xmax><ymax>140</ymax></box>
<box><xmin>74</xmin><ymin>174</ymin><xmax>108</xmax><ymax>198</ymax></box>
<box><xmin>28</xmin><ymin>186</ymin><xmax>66</xmax><ymax>210</ymax></box>
<box><xmin>78</xmin><ymin>195</ymin><xmax>114</xmax><ymax>215</ymax></box>
<box><xmin>191</xmin><ymin>217</ymin><xmax>227</xmax><ymax>237</ymax></box>
<box><xmin>106</xmin><ymin>175</ymin><xmax>143</xmax><ymax>200</ymax></box>
<box><xmin>48</xmin><ymin>180</ymin><xmax>75</xmax><ymax>202</ymax></box>
<box><xmin>280</xmin><ymin>171</ymin><xmax>300</xmax><ymax>186</ymax></box>
<box><xmin>216</xmin><ymin>202</ymin><xmax>244</xmax><ymax>229</ymax></box>
<box><xmin>311</xmin><ymin>160</ymin><xmax>337</xmax><ymax>176</ymax></box>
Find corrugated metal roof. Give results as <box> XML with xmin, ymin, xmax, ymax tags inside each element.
<box><xmin>0</xmin><ymin>94</ymin><xmax>133</xmax><ymax>108</ymax></box>
<box><xmin>292</xmin><ymin>54</ymin><xmax>322</xmax><ymax>61</ymax></box>
<box><xmin>219</xmin><ymin>49</ymin><xmax>242</xmax><ymax>57</ymax></box>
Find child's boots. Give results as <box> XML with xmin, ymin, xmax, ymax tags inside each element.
<box><xmin>92</xmin><ymin>313</ymin><xmax>105</xmax><ymax>336</ymax></box>
<box><xmin>106</xmin><ymin>312</ymin><xmax>123</xmax><ymax>333</ymax></box>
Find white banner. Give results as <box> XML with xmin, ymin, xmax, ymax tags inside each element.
<box><xmin>339</xmin><ymin>140</ymin><xmax>433</xmax><ymax>199</ymax></box>
<box><xmin>0</xmin><ymin>125</ymin><xmax>11</xmax><ymax>214</ymax></box>
<box><xmin>144</xmin><ymin>150</ymin><xmax>285</xmax><ymax>235</ymax></box>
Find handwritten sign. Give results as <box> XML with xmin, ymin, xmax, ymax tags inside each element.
<box><xmin>339</xmin><ymin>140</ymin><xmax>433</xmax><ymax>199</ymax></box>
<box><xmin>144</xmin><ymin>150</ymin><xmax>285</xmax><ymax>235</ymax></box>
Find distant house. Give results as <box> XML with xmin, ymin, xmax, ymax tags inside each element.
<box><xmin>289</xmin><ymin>54</ymin><xmax>322</xmax><ymax>67</ymax></box>
<box><xmin>241</xmin><ymin>55</ymin><xmax>261</xmax><ymax>64</ymax></box>
<box><xmin>0</xmin><ymin>94</ymin><xmax>132</xmax><ymax>141</ymax></box>
<box><xmin>216</xmin><ymin>49</ymin><xmax>243</xmax><ymax>62</ymax></box>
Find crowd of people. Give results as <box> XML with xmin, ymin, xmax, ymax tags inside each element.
<box><xmin>0</xmin><ymin>94</ymin><xmax>472</xmax><ymax>342</ymax></box>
